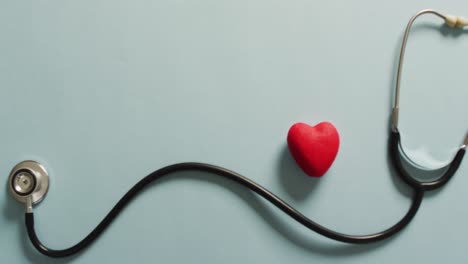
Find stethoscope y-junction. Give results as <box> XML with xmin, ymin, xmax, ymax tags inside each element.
<box><xmin>6</xmin><ymin>9</ymin><xmax>468</xmax><ymax>258</ymax></box>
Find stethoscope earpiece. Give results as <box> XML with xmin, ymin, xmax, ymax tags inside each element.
<box><xmin>8</xmin><ymin>161</ymin><xmax>49</xmax><ymax>208</ymax></box>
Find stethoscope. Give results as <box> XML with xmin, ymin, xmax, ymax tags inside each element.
<box><xmin>6</xmin><ymin>9</ymin><xmax>468</xmax><ymax>258</ymax></box>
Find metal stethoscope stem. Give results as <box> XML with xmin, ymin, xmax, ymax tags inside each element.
<box><xmin>8</xmin><ymin>9</ymin><xmax>468</xmax><ymax>258</ymax></box>
<box><xmin>391</xmin><ymin>9</ymin><xmax>467</xmax><ymax>191</ymax></box>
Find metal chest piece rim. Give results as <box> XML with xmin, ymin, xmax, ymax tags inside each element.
<box><xmin>8</xmin><ymin>160</ymin><xmax>49</xmax><ymax>205</ymax></box>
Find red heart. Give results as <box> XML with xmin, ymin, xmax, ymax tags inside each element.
<box><xmin>287</xmin><ymin>122</ymin><xmax>340</xmax><ymax>177</ymax></box>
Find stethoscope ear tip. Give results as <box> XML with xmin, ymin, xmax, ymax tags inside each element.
<box><xmin>8</xmin><ymin>160</ymin><xmax>49</xmax><ymax>207</ymax></box>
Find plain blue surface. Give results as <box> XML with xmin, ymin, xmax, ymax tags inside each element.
<box><xmin>1</xmin><ymin>0</ymin><xmax>468</xmax><ymax>263</ymax></box>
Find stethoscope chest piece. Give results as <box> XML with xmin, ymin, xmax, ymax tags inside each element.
<box><xmin>9</xmin><ymin>160</ymin><xmax>49</xmax><ymax>205</ymax></box>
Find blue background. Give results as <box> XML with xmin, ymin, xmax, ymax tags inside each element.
<box><xmin>1</xmin><ymin>0</ymin><xmax>468</xmax><ymax>263</ymax></box>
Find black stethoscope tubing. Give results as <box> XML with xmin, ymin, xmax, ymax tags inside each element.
<box><xmin>24</xmin><ymin>130</ymin><xmax>465</xmax><ymax>258</ymax></box>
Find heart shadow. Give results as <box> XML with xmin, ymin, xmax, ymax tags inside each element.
<box><xmin>276</xmin><ymin>146</ymin><xmax>322</xmax><ymax>201</ymax></box>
